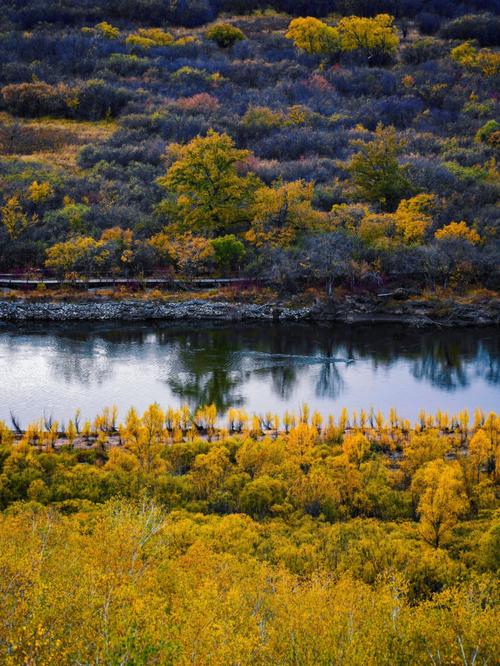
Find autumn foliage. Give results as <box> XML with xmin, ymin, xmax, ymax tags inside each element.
<box><xmin>0</xmin><ymin>403</ymin><xmax>498</xmax><ymax>663</ymax></box>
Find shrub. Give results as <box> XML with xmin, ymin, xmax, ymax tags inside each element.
<box><xmin>206</xmin><ymin>23</ymin><xmax>245</xmax><ymax>48</ymax></box>
<box><xmin>435</xmin><ymin>221</ymin><xmax>481</xmax><ymax>245</ymax></box>
<box><xmin>475</xmin><ymin>120</ymin><xmax>500</xmax><ymax>145</ymax></box>
<box><xmin>94</xmin><ymin>21</ymin><xmax>120</xmax><ymax>39</ymax></box>
<box><xmin>211</xmin><ymin>234</ymin><xmax>246</xmax><ymax>272</ymax></box>
<box><xmin>106</xmin><ymin>53</ymin><xmax>150</xmax><ymax>75</ymax></box>
<box><xmin>126</xmin><ymin>28</ymin><xmax>174</xmax><ymax>49</ymax></box>
<box><xmin>0</xmin><ymin>82</ymin><xmax>74</xmax><ymax>118</ymax></box>
<box><xmin>402</xmin><ymin>38</ymin><xmax>445</xmax><ymax>64</ymax></box>
<box><xmin>441</xmin><ymin>14</ymin><xmax>500</xmax><ymax>47</ymax></box>
<box><xmin>174</xmin><ymin>93</ymin><xmax>220</xmax><ymax>113</ymax></box>
<box><xmin>75</xmin><ymin>80</ymin><xmax>135</xmax><ymax>120</ymax></box>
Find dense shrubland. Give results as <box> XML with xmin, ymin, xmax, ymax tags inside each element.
<box><xmin>0</xmin><ymin>403</ymin><xmax>498</xmax><ymax>662</ymax></box>
<box><xmin>0</xmin><ymin>1</ymin><xmax>498</xmax><ymax>297</ymax></box>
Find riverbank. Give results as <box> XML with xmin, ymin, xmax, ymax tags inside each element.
<box><xmin>0</xmin><ymin>294</ymin><xmax>499</xmax><ymax>326</ymax></box>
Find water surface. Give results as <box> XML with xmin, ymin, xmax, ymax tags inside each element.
<box><xmin>0</xmin><ymin>321</ymin><xmax>498</xmax><ymax>425</ymax></box>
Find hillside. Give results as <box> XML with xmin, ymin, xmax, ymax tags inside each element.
<box><xmin>0</xmin><ymin>0</ymin><xmax>498</xmax><ymax>299</ymax></box>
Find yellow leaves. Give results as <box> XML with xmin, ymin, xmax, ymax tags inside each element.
<box><xmin>1</xmin><ymin>195</ymin><xmax>37</xmax><ymax>239</ymax></box>
<box><xmin>434</xmin><ymin>220</ymin><xmax>481</xmax><ymax>245</ymax></box>
<box><xmin>451</xmin><ymin>41</ymin><xmax>500</xmax><ymax>77</ymax></box>
<box><xmin>101</xmin><ymin>226</ymin><xmax>133</xmax><ymax>244</ymax></box>
<box><xmin>45</xmin><ymin>228</ymin><xmax>135</xmax><ymax>275</ymax></box>
<box><xmin>94</xmin><ymin>21</ymin><xmax>120</xmax><ymax>39</ymax></box>
<box><xmin>206</xmin><ymin>22</ymin><xmax>245</xmax><ymax>48</ymax></box>
<box><xmin>149</xmin><ymin>230</ymin><xmax>214</xmax><ymax>275</ymax></box>
<box><xmin>190</xmin><ymin>445</ymin><xmax>231</xmax><ymax>499</ymax></box>
<box><xmin>393</xmin><ymin>193</ymin><xmax>434</xmax><ymax>244</ymax></box>
<box><xmin>357</xmin><ymin>212</ymin><xmax>393</xmax><ymax>247</ymax></box>
<box><xmin>45</xmin><ymin>235</ymin><xmax>99</xmax><ymax>274</ymax></box>
<box><xmin>122</xmin><ymin>403</ymin><xmax>168</xmax><ymax>475</ymax></box>
<box><xmin>27</xmin><ymin>180</ymin><xmax>54</xmax><ymax>203</ymax></box>
<box><xmin>469</xmin><ymin>414</ymin><xmax>499</xmax><ymax>480</ymax></box>
<box><xmin>402</xmin><ymin>430</ymin><xmax>451</xmax><ymax>479</ymax></box>
<box><xmin>357</xmin><ymin>194</ymin><xmax>435</xmax><ymax>247</ymax></box>
<box><xmin>412</xmin><ymin>460</ymin><xmax>468</xmax><ymax>548</ymax></box>
<box><xmin>135</xmin><ymin>27</ymin><xmax>173</xmax><ymax>46</ymax></box>
<box><xmin>337</xmin><ymin>14</ymin><xmax>399</xmax><ymax>56</ymax></box>
<box><xmin>286</xmin><ymin>14</ymin><xmax>399</xmax><ymax>58</ymax></box>
<box><xmin>247</xmin><ymin>179</ymin><xmax>327</xmax><ymax>248</ymax></box>
<box><xmin>157</xmin><ymin>130</ymin><xmax>258</xmax><ymax>234</ymax></box>
<box><xmin>242</xmin><ymin>105</ymin><xmax>284</xmax><ymax>130</ymax></box>
<box><xmin>342</xmin><ymin>432</ymin><xmax>371</xmax><ymax>468</ymax></box>
<box><xmin>0</xmin><ymin>419</ymin><xmax>14</xmax><ymax>446</ymax></box>
<box><xmin>125</xmin><ymin>28</ymin><xmax>174</xmax><ymax>49</ymax></box>
<box><xmin>120</xmin><ymin>249</ymin><xmax>133</xmax><ymax>264</ymax></box>
<box><xmin>125</xmin><ymin>27</ymin><xmax>193</xmax><ymax>49</ymax></box>
<box><xmin>450</xmin><ymin>41</ymin><xmax>476</xmax><ymax>67</ymax></box>
<box><xmin>0</xmin><ymin>425</ymin><xmax>498</xmax><ymax>665</ymax></box>
<box><xmin>470</xmin><ymin>429</ymin><xmax>492</xmax><ymax>466</ymax></box>
<box><xmin>287</xmin><ymin>104</ymin><xmax>309</xmax><ymax>125</ymax></box>
<box><xmin>285</xmin><ymin>17</ymin><xmax>340</xmax><ymax>55</ymax></box>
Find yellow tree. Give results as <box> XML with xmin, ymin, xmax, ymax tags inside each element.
<box><xmin>157</xmin><ymin>130</ymin><xmax>259</xmax><ymax>235</ymax></box>
<box><xmin>122</xmin><ymin>404</ymin><xmax>167</xmax><ymax>475</ymax></box>
<box><xmin>337</xmin><ymin>14</ymin><xmax>399</xmax><ymax>62</ymax></box>
<box><xmin>342</xmin><ymin>432</ymin><xmax>371</xmax><ymax>468</ymax></box>
<box><xmin>402</xmin><ymin>430</ymin><xmax>450</xmax><ymax>481</ymax></box>
<box><xmin>469</xmin><ymin>414</ymin><xmax>499</xmax><ymax>481</ymax></box>
<box><xmin>149</xmin><ymin>231</ymin><xmax>214</xmax><ymax>277</ymax></box>
<box><xmin>285</xmin><ymin>17</ymin><xmax>340</xmax><ymax>55</ymax></box>
<box><xmin>1</xmin><ymin>196</ymin><xmax>37</xmax><ymax>239</ymax></box>
<box><xmin>412</xmin><ymin>460</ymin><xmax>468</xmax><ymax>548</ymax></box>
<box><xmin>27</xmin><ymin>180</ymin><xmax>54</xmax><ymax>203</ymax></box>
<box><xmin>393</xmin><ymin>193</ymin><xmax>434</xmax><ymax>244</ymax></box>
<box><xmin>246</xmin><ymin>180</ymin><xmax>326</xmax><ymax>247</ymax></box>
<box><xmin>190</xmin><ymin>445</ymin><xmax>231</xmax><ymax>499</ymax></box>
<box><xmin>358</xmin><ymin>194</ymin><xmax>434</xmax><ymax>247</ymax></box>
<box><xmin>45</xmin><ymin>236</ymin><xmax>103</xmax><ymax>276</ymax></box>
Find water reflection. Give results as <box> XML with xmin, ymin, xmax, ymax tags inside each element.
<box><xmin>0</xmin><ymin>321</ymin><xmax>498</xmax><ymax>422</ymax></box>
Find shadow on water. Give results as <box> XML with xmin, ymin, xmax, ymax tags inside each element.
<box><xmin>0</xmin><ymin>321</ymin><xmax>498</xmax><ymax>418</ymax></box>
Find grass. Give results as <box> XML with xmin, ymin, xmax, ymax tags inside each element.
<box><xmin>0</xmin><ymin>112</ymin><xmax>117</xmax><ymax>171</ymax></box>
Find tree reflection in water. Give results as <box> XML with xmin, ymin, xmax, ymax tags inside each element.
<box><xmin>1</xmin><ymin>321</ymin><xmax>498</xmax><ymax>417</ymax></box>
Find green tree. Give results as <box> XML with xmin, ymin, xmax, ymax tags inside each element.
<box><xmin>211</xmin><ymin>234</ymin><xmax>245</xmax><ymax>273</ymax></box>
<box><xmin>347</xmin><ymin>124</ymin><xmax>411</xmax><ymax>211</ymax></box>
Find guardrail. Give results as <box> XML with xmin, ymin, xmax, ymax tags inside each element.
<box><xmin>0</xmin><ymin>276</ymin><xmax>256</xmax><ymax>288</ymax></box>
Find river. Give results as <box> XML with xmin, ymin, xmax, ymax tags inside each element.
<box><xmin>0</xmin><ymin>321</ymin><xmax>498</xmax><ymax>426</ymax></box>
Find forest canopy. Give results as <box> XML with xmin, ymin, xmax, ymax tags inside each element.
<box><xmin>0</xmin><ymin>403</ymin><xmax>498</xmax><ymax>663</ymax></box>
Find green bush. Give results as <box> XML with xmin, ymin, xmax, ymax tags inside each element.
<box><xmin>206</xmin><ymin>22</ymin><xmax>245</xmax><ymax>48</ymax></box>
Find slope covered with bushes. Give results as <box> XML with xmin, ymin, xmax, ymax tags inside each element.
<box><xmin>0</xmin><ymin>2</ymin><xmax>498</xmax><ymax>296</ymax></box>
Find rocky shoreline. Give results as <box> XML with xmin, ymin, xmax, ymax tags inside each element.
<box><xmin>0</xmin><ymin>295</ymin><xmax>498</xmax><ymax>327</ymax></box>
